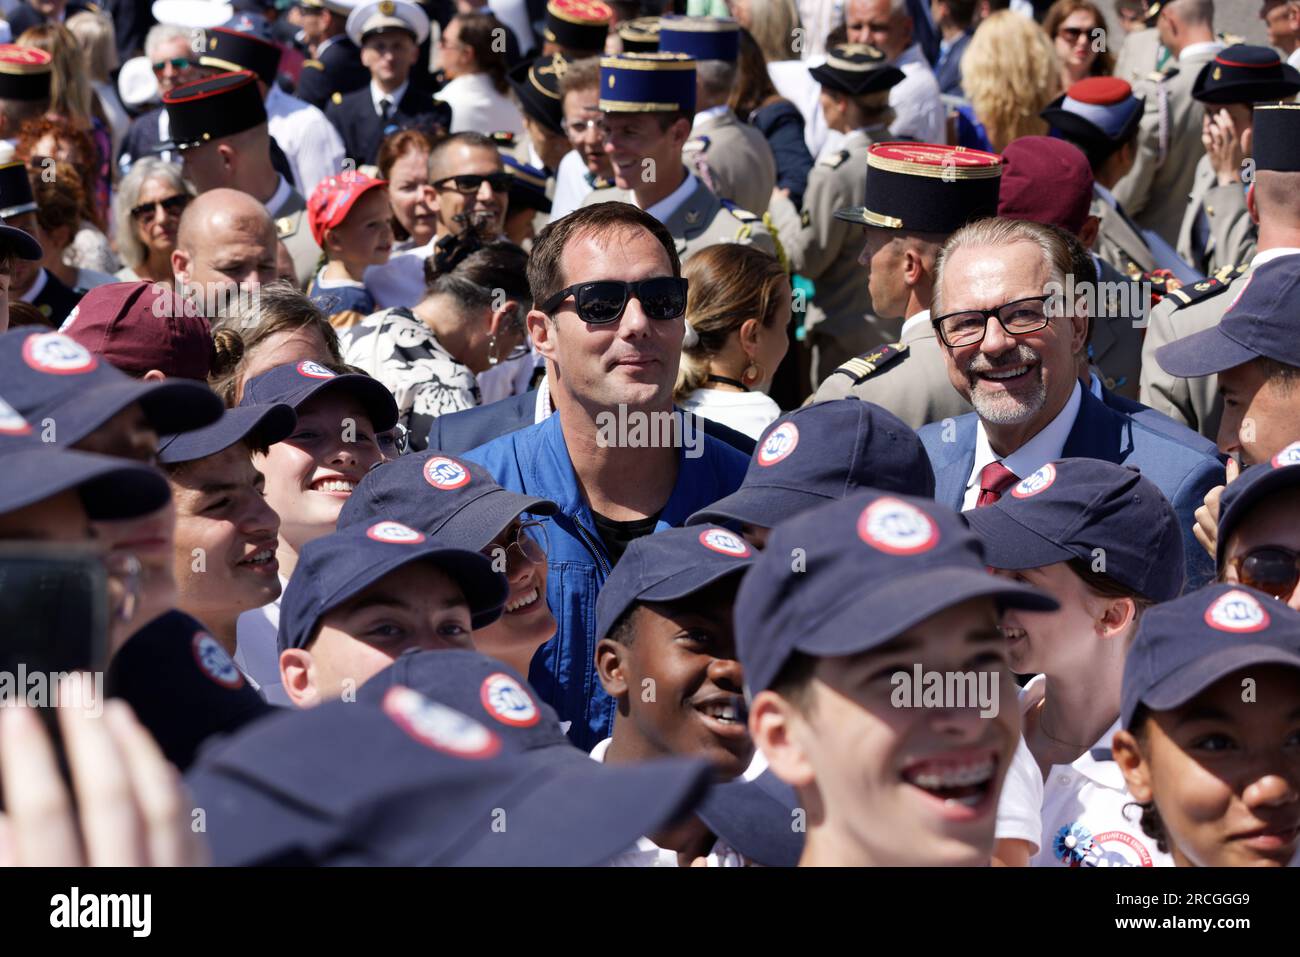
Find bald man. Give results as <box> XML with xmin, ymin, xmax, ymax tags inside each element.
<box><xmin>179</xmin><ymin>123</ymin><xmax>321</xmax><ymax>291</ymax></box>
<box><xmin>171</xmin><ymin>189</ymin><xmax>280</xmax><ymax>322</ymax></box>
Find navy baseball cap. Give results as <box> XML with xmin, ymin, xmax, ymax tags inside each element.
<box><xmin>239</xmin><ymin>359</ymin><xmax>400</xmax><ymax>433</ymax></box>
<box><xmin>277</xmin><ymin>518</ymin><xmax>508</xmax><ymax>652</ymax></box>
<box><xmin>0</xmin><ymin>398</ymin><xmax>172</xmax><ymax>520</ymax></box>
<box><xmin>338</xmin><ymin>451</ymin><xmax>556</xmax><ymax>549</ymax></box>
<box><xmin>157</xmin><ymin>403</ymin><xmax>296</xmax><ymax>465</ymax></box>
<box><xmin>185</xmin><ymin>688</ymin><xmax>712</xmax><ymax>865</ymax></box>
<box><xmin>687</xmin><ymin>399</ymin><xmax>936</xmax><ymax>530</ymax></box>
<box><xmin>595</xmin><ymin>525</ymin><xmax>756</xmax><ymax>641</ymax></box>
<box><xmin>695</xmin><ymin>769</ymin><xmax>803</xmax><ymax>867</ymax></box>
<box><xmin>1155</xmin><ymin>258</ymin><xmax>1300</xmax><ymax>378</ymax></box>
<box><xmin>107</xmin><ymin>610</ymin><xmax>273</xmax><ymax>771</ymax></box>
<box><xmin>1122</xmin><ymin>583</ymin><xmax>1300</xmax><ymax>729</ymax></box>
<box><xmin>963</xmin><ymin>458</ymin><xmax>1185</xmax><ymax>602</ymax></box>
<box><xmin>1216</xmin><ymin>440</ymin><xmax>1300</xmax><ymax>567</ymax></box>
<box><xmin>0</xmin><ymin>328</ymin><xmax>223</xmax><ymax>445</ymax></box>
<box><xmin>737</xmin><ymin>491</ymin><xmax>1059</xmax><ymax>694</ymax></box>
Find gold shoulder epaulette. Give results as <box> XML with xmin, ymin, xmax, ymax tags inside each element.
<box><xmin>831</xmin><ymin>342</ymin><xmax>908</xmax><ymax>383</ymax></box>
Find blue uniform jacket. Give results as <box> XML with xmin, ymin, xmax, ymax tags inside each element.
<box><xmin>918</xmin><ymin>387</ymin><xmax>1225</xmax><ymax>589</ymax></box>
<box><xmin>751</xmin><ymin>100</ymin><xmax>814</xmax><ymax>209</ymax></box>
<box><xmin>465</xmin><ymin>412</ymin><xmax>749</xmax><ymax>749</ymax></box>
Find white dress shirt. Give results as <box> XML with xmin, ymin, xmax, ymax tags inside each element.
<box><xmin>1290</xmin><ymin>48</ymin><xmax>1300</xmax><ymax>71</ymax></box>
<box><xmin>679</xmin><ymin>388</ymin><xmax>783</xmax><ymax>441</ymax></box>
<box><xmin>548</xmin><ymin>149</ymin><xmax>592</xmax><ymax>223</ymax></box>
<box><xmin>889</xmin><ymin>44</ymin><xmax>946</xmax><ymax>145</ymax></box>
<box><xmin>900</xmin><ymin>308</ymin><xmax>932</xmax><ymax>339</ymax></box>
<box><xmin>1177</xmin><ymin>40</ymin><xmax>1226</xmax><ymax>63</ymax></box>
<box><xmin>266</xmin><ymin>84</ymin><xmax>346</xmax><ymax>198</ymax></box>
<box><xmin>767</xmin><ymin>57</ymin><xmax>830</xmax><ymax>157</ymax></box>
<box><xmin>961</xmin><ymin>380</ymin><xmax>1082</xmax><ymax>511</ymax></box>
<box><xmin>435</xmin><ymin>72</ymin><xmax>525</xmax><ymax>138</ymax></box>
<box><xmin>371</xmin><ymin>79</ymin><xmax>410</xmax><ymax>117</ymax></box>
<box><xmin>995</xmin><ymin>735</ymin><xmax>1043</xmax><ymax>853</ymax></box>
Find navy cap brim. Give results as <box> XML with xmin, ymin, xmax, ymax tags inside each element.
<box><xmin>158</xmin><ymin>403</ymin><xmax>296</xmax><ymax>465</ymax></box>
<box><xmin>765</xmin><ymin>566</ymin><xmax>1057</xmax><ymax>686</ymax></box>
<box><xmin>291</xmin><ymin>374</ymin><xmax>400</xmax><ymax>434</ymax></box>
<box><xmin>1125</xmin><ymin>643</ymin><xmax>1300</xmax><ymax>728</ymax></box>
<box><xmin>695</xmin><ymin>769</ymin><xmax>803</xmax><ymax>867</ymax></box>
<box><xmin>1154</xmin><ymin>323</ymin><xmax>1261</xmax><ymax>378</ymax></box>
<box><xmin>962</xmin><ymin>505</ymin><xmax>1079</xmax><ymax>570</ymax></box>
<box><xmin>0</xmin><ymin>223</ymin><xmax>42</xmax><ymax>261</ymax></box>
<box><xmin>1216</xmin><ymin>466</ymin><xmax>1300</xmax><ymax>567</ymax></box>
<box><xmin>0</xmin><ymin>446</ymin><xmax>172</xmax><ymax>520</ymax></box>
<box><xmin>435</xmin><ymin>486</ymin><xmax>558</xmax><ymax>551</ymax></box>
<box><xmin>687</xmin><ymin>484</ymin><xmax>832</xmax><ymax>530</ymax></box>
<box><xmin>597</xmin><ymin>559</ymin><xmax>751</xmax><ymax>641</ymax></box>
<box><xmin>49</xmin><ymin>376</ymin><xmax>224</xmax><ymax>446</ymax></box>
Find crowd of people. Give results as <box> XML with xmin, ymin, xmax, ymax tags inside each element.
<box><xmin>0</xmin><ymin>0</ymin><xmax>1296</xmax><ymax>870</ymax></box>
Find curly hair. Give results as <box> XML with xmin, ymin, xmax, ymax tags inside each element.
<box><xmin>28</xmin><ymin>160</ymin><xmax>85</xmax><ymax>240</ymax></box>
<box><xmin>16</xmin><ymin>116</ymin><xmax>102</xmax><ymax>229</ymax></box>
<box><xmin>961</xmin><ymin>11</ymin><xmax>1062</xmax><ymax>151</ymax></box>
<box><xmin>1043</xmin><ymin>0</ymin><xmax>1116</xmax><ymax>79</ymax></box>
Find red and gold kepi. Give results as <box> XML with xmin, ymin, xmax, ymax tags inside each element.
<box><xmin>833</xmin><ymin>142</ymin><xmax>1003</xmax><ymax>235</ymax></box>
<box><xmin>0</xmin><ymin>44</ymin><xmax>51</xmax><ymax>102</ymax></box>
<box><xmin>161</xmin><ymin>70</ymin><xmax>268</xmax><ymax>151</ymax></box>
<box><xmin>545</xmin><ymin>0</ymin><xmax>613</xmax><ymax>55</ymax></box>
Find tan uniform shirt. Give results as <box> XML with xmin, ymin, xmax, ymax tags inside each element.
<box><xmin>272</xmin><ymin>187</ymin><xmax>322</xmax><ymax>291</ymax></box>
<box><xmin>684</xmin><ymin>109</ymin><xmax>777</xmax><ymax>219</ymax></box>
<box><xmin>1175</xmin><ymin>154</ymin><xmax>1256</xmax><ymax>276</ymax></box>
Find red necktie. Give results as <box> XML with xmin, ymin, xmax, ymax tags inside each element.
<box><xmin>976</xmin><ymin>461</ymin><xmax>1018</xmax><ymax>507</ymax></box>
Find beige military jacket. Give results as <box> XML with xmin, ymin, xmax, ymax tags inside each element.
<box><xmin>271</xmin><ymin>187</ymin><xmax>322</xmax><ymax>291</ymax></box>
<box><xmin>684</xmin><ymin>109</ymin><xmax>777</xmax><ymax>218</ymax></box>
<box><xmin>1175</xmin><ymin>154</ymin><xmax>1256</xmax><ymax>275</ymax></box>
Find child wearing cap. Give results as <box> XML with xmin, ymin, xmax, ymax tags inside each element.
<box><xmin>1114</xmin><ymin>584</ymin><xmax>1300</xmax><ymax>866</ymax></box>
<box><xmin>739</xmin><ymin>491</ymin><xmax>1055</xmax><ymax>866</ymax></box>
<box><xmin>963</xmin><ymin>458</ymin><xmax>1186</xmax><ymax>867</ymax></box>
<box><xmin>232</xmin><ymin>360</ymin><xmax>399</xmax><ymax>703</ymax></box>
<box><xmin>591</xmin><ymin>524</ymin><xmax>756</xmax><ymax>866</ymax></box>
<box><xmin>276</xmin><ymin>518</ymin><xmax>508</xmax><ymax>706</ymax></box>
<box><xmin>1215</xmin><ymin>442</ymin><xmax>1300</xmax><ymax>610</ymax></box>
<box><xmin>306</xmin><ymin>173</ymin><xmax>393</xmax><ymax>325</ymax></box>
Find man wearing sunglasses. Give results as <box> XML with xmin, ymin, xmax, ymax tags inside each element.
<box><xmin>579</xmin><ymin>53</ymin><xmax>775</xmax><ymax>263</ymax></box>
<box><xmin>119</xmin><ymin>25</ymin><xmax>214</xmax><ymax>172</ymax></box>
<box><xmin>464</xmin><ymin>202</ymin><xmax>749</xmax><ymax>751</ymax></box>
<box><xmin>916</xmin><ymin>216</ymin><xmax>1223</xmax><ymax>588</ymax></box>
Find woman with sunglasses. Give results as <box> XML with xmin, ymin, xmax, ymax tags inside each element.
<box><xmin>112</xmin><ymin>158</ymin><xmax>193</xmax><ymax>284</ymax></box>
<box><xmin>342</xmin><ymin>236</ymin><xmax>530</xmax><ymax>453</ymax></box>
<box><xmin>1043</xmin><ymin>0</ymin><xmax>1114</xmax><ymax>93</ymax></box>
<box><xmin>963</xmin><ymin>458</ymin><xmax>1186</xmax><ymax>867</ymax></box>
<box><xmin>1216</xmin><ymin>443</ymin><xmax>1300</xmax><ymax>609</ymax></box>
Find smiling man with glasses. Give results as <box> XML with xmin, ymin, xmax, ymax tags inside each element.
<box><xmin>916</xmin><ymin>216</ymin><xmax>1223</xmax><ymax>588</ymax></box>
<box><xmin>463</xmin><ymin>202</ymin><xmax>749</xmax><ymax>750</ymax></box>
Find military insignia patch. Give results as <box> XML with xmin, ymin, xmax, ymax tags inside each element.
<box><xmin>829</xmin><ymin>342</ymin><xmax>908</xmax><ymax>383</ymax></box>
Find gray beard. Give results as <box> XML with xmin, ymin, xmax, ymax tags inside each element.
<box><xmin>967</xmin><ymin>347</ymin><xmax>1047</xmax><ymax>425</ymax></box>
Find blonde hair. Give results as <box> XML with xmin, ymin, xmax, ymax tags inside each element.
<box><xmin>675</xmin><ymin>244</ymin><xmax>790</xmax><ymax>402</ymax></box>
<box><xmin>17</xmin><ymin>24</ymin><xmax>93</xmax><ymax>128</ymax></box>
<box><xmin>744</xmin><ymin>0</ymin><xmax>802</xmax><ymax>62</ymax></box>
<box><xmin>961</xmin><ymin>11</ymin><xmax>1061</xmax><ymax>151</ymax></box>
<box><xmin>66</xmin><ymin>10</ymin><xmax>119</xmax><ymax>83</ymax></box>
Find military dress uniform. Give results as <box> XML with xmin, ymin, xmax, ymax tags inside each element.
<box><xmin>814</xmin><ymin>141</ymin><xmax>1003</xmax><ymax>428</ymax></box>
<box><xmin>1172</xmin><ymin>47</ymin><xmax>1300</xmax><ymax>276</ymax></box>
<box><xmin>768</xmin><ymin>45</ymin><xmax>906</xmax><ymax>383</ymax></box>
<box><xmin>658</xmin><ymin>16</ymin><xmax>777</xmax><ymax>218</ymax></box>
<box><xmin>580</xmin><ymin>52</ymin><xmax>775</xmax><ymax>260</ymax></box>
<box><xmin>295</xmin><ymin>1</ymin><xmax>371</xmax><ymax>110</ymax></box>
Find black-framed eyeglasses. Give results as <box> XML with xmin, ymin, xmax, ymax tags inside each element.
<box><xmin>485</xmin><ymin>519</ymin><xmax>549</xmax><ymax>566</ymax></box>
<box><xmin>431</xmin><ymin>173</ymin><xmax>512</xmax><ymax>194</ymax></box>
<box><xmin>130</xmin><ymin>194</ymin><xmax>190</xmax><ymax>222</ymax></box>
<box><xmin>932</xmin><ymin>295</ymin><xmax>1053</xmax><ymax>348</ymax></box>
<box><xmin>540</xmin><ymin>277</ymin><xmax>688</xmax><ymax>325</ymax></box>
<box><xmin>152</xmin><ymin>57</ymin><xmax>195</xmax><ymax>73</ymax></box>
<box><xmin>1231</xmin><ymin>546</ymin><xmax>1300</xmax><ymax>600</ymax></box>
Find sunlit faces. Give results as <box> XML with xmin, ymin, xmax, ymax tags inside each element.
<box><xmin>600</xmin><ymin>113</ymin><xmax>686</xmax><ymax>193</ymax></box>
<box><xmin>134</xmin><ymin>176</ymin><xmax>188</xmax><ymax>258</ymax></box>
<box><xmin>995</xmin><ymin>562</ymin><xmax>1128</xmax><ymax>676</ymax></box>
<box><xmin>254</xmin><ymin>391</ymin><xmax>382</xmax><ymax>554</ymax></box>
<box><xmin>598</xmin><ymin>581</ymin><xmax>752</xmax><ymax>779</ymax></box>
<box><xmin>172</xmin><ymin>211</ymin><xmax>279</xmax><ymax>304</ymax></box>
<box><xmin>563</xmin><ymin>85</ymin><xmax>611</xmax><ymax>177</ymax></box>
<box><xmin>361</xmin><ymin>29</ymin><xmax>419</xmax><ymax>88</ymax></box>
<box><xmin>281</xmin><ymin>561</ymin><xmax>475</xmax><ymax>704</ymax></box>
<box><xmin>751</xmin><ymin>286</ymin><xmax>793</xmax><ymax>391</ymax></box>
<box><xmin>845</xmin><ymin>0</ymin><xmax>910</xmax><ymax>59</ymax></box>
<box><xmin>530</xmin><ymin>226</ymin><xmax>683</xmax><ymax>413</ymax></box>
<box><xmin>429</xmin><ymin>143</ymin><xmax>507</xmax><ymax>237</ymax></box>
<box><xmin>755</xmin><ymin>598</ymin><xmax>1020</xmax><ymax>866</ymax></box>
<box><xmin>169</xmin><ymin>443</ymin><xmax>283</xmax><ymax>626</ymax></box>
<box><xmin>152</xmin><ymin>34</ymin><xmax>207</xmax><ymax>95</ymax></box>
<box><xmin>1221</xmin><ymin>487</ymin><xmax>1300</xmax><ymax>611</ymax></box>
<box><xmin>236</xmin><ymin>326</ymin><xmax>335</xmax><ymax>402</ymax></box>
<box><xmin>938</xmin><ymin>242</ymin><xmax>1085</xmax><ymax>429</ymax></box>
<box><xmin>324</xmin><ymin>188</ymin><xmax>394</xmax><ymax>265</ymax></box>
<box><xmin>1216</xmin><ymin>358</ymin><xmax>1298</xmax><ymax>467</ymax></box>
<box><xmin>1115</xmin><ymin>667</ymin><xmax>1300</xmax><ymax>867</ymax></box>
<box><xmin>1055</xmin><ymin>9</ymin><xmax>1101</xmax><ymax>76</ymax></box>
<box><xmin>470</xmin><ymin>518</ymin><xmax>555</xmax><ymax>675</ymax></box>
<box><xmin>858</xmin><ymin>228</ymin><xmax>911</xmax><ymax>322</ymax></box>
<box><xmin>385</xmin><ymin>148</ymin><xmax>436</xmax><ymax>246</ymax></box>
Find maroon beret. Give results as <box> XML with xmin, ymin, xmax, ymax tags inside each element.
<box><xmin>996</xmin><ymin>136</ymin><xmax>1094</xmax><ymax>237</ymax></box>
<box><xmin>61</xmin><ymin>281</ymin><xmax>215</xmax><ymax>380</ymax></box>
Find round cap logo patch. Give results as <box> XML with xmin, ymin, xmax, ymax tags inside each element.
<box><xmin>21</xmin><ymin>332</ymin><xmax>97</xmax><ymax>375</ymax></box>
<box><xmin>423</xmin><ymin>456</ymin><xmax>471</xmax><ymax>490</ymax></box>
<box><xmin>699</xmin><ymin>527</ymin><xmax>751</xmax><ymax>557</ymax></box>
<box><xmin>1272</xmin><ymin>442</ymin><xmax>1300</xmax><ymax>469</ymax></box>
<box><xmin>383</xmin><ymin>686</ymin><xmax>501</xmax><ymax>758</ymax></box>
<box><xmin>366</xmin><ymin>520</ymin><xmax>425</xmax><ymax>544</ymax></box>
<box><xmin>1205</xmin><ymin>589</ymin><xmax>1270</xmax><ymax>633</ymax></box>
<box><xmin>857</xmin><ymin>497</ymin><xmax>939</xmax><ymax>555</ymax></box>
<box><xmin>0</xmin><ymin>397</ymin><xmax>31</xmax><ymax>436</ymax></box>
<box><xmin>191</xmin><ymin>631</ymin><xmax>244</xmax><ymax>689</ymax></box>
<box><xmin>1011</xmin><ymin>463</ymin><xmax>1057</xmax><ymax>498</ymax></box>
<box><xmin>296</xmin><ymin>360</ymin><xmax>335</xmax><ymax>379</ymax></box>
<box><xmin>756</xmin><ymin>422</ymin><xmax>799</xmax><ymax>467</ymax></box>
<box><xmin>480</xmin><ymin>672</ymin><xmax>540</xmax><ymax>727</ymax></box>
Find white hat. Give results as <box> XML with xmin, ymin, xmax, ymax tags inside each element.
<box><xmin>151</xmin><ymin>0</ymin><xmax>236</xmax><ymax>29</ymax></box>
<box><xmin>346</xmin><ymin>0</ymin><xmax>430</xmax><ymax>47</ymax></box>
<box><xmin>118</xmin><ymin>55</ymin><xmax>161</xmax><ymax>109</ymax></box>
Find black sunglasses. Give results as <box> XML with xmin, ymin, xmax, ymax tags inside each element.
<box><xmin>540</xmin><ymin>277</ymin><xmax>688</xmax><ymax>325</ymax></box>
<box><xmin>130</xmin><ymin>194</ymin><xmax>190</xmax><ymax>222</ymax></box>
<box><xmin>1231</xmin><ymin>546</ymin><xmax>1300</xmax><ymax>600</ymax></box>
<box><xmin>432</xmin><ymin>173</ymin><xmax>512</xmax><ymax>194</ymax></box>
